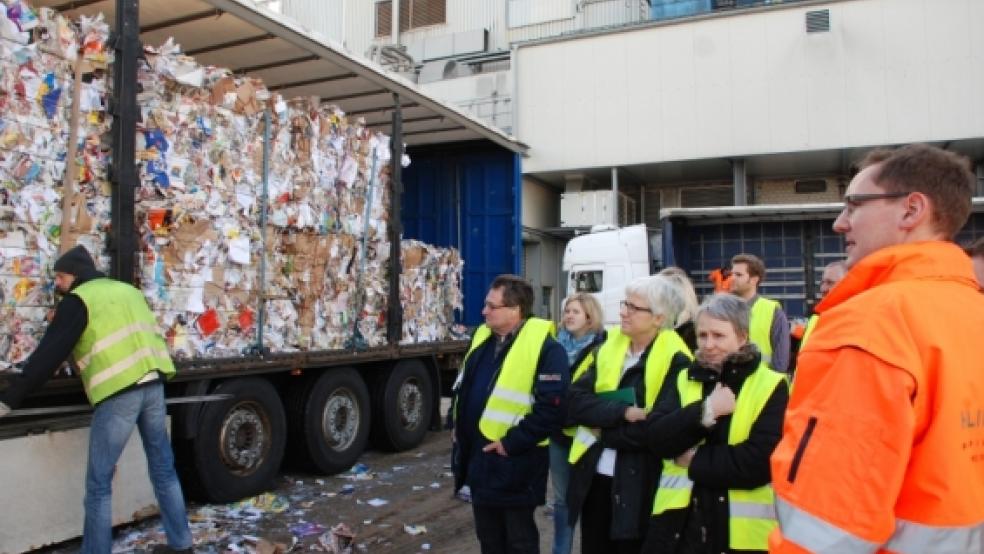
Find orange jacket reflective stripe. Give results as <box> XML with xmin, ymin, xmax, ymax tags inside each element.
<box><xmin>770</xmin><ymin>241</ymin><xmax>984</xmax><ymax>553</ymax></box>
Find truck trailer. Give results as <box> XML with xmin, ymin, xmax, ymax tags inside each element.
<box><xmin>661</xmin><ymin>200</ymin><xmax>984</xmax><ymax>318</ymax></box>
<box><xmin>0</xmin><ymin>1</ymin><xmax>527</xmax><ymax>551</ymax></box>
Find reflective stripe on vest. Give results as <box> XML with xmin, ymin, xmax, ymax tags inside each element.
<box><xmin>800</xmin><ymin>314</ymin><xmax>820</xmax><ymax>346</ymax></box>
<box><xmin>457</xmin><ymin>319</ymin><xmax>556</xmax><ymax>446</ymax></box>
<box><xmin>562</xmin><ymin>351</ymin><xmax>597</xmax><ymax>438</ymax></box>
<box><xmin>652</xmin><ymin>362</ymin><xmax>784</xmax><ymax>551</ymax></box>
<box><xmin>749</xmin><ymin>297</ymin><xmax>779</xmax><ymax>366</ymax></box>
<box><xmin>72</xmin><ymin>278</ymin><xmax>175</xmax><ymax>405</ymax></box>
<box><xmin>777</xmin><ymin>488</ymin><xmax>984</xmax><ymax>554</ymax></box>
<box><xmin>885</xmin><ymin>517</ymin><xmax>984</xmax><ymax>554</ymax></box>
<box><xmin>776</xmin><ymin>496</ymin><xmax>879</xmax><ymax>554</ymax></box>
<box><xmin>568</xmin><ymin>328</ymin><xmax>692</xmax><ymax>464</ymax></box>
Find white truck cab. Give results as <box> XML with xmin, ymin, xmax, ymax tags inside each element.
<box><xmin>562</xmin><ymin>224</ymin><xmax>661</xmax><ymax>326</ymax></box>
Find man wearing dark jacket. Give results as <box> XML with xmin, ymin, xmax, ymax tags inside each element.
<box><xmin>451</xmin><ymin>274</ymin><xmax>569</xmax><ymax>554</ymax></box>
<box><xmin>0</xmin><ymin>246</ymin><xmax>193</xmax><ymax>554</ymax></box>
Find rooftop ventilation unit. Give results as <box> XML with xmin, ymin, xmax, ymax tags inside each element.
<box><xmin>806</xmin><ymin>9</ymin><xmax>831</xmax><ymax>33</ymax></box>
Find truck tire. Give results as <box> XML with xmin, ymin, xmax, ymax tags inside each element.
<box><xmin>370</xmin><ymin>359</ymin><xmax>434</xmax><ymax>452</ymax></box>
<box><xmin>189</xmin><ymin>377</ymin><xmax>286</xmax><ymax>503</ymax></box>
<box><xmin>287</xmin><ymin>368</ymin><xmax>371</xmax><ymax>475</ymax></box>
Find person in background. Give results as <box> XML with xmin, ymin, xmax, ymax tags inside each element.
<box><xmin>0</xmin><ymin>245</ymin><xmax>193</xmax><ymax>554</ymax></box>
<box><xmin>965</xmin><ymin>236</ymin><xmax>984</xmax><ymax>289</ymax></box>
<box><xmin>818</xmin><ymin>260</ymin><xmax>847</xmax><ymax>298</ymax></box>
<box><xmin>658</xmin><ymin>267</ymin><xmax>700</xmax><ymax>352</ymax></box>
<box><xmin>770</xmin><ymin>144</ymin><xmax>984</xmax><ymax>553</ymax></box>
<box><xmin>451</xmin><ymin>274</ymin><xmax>569</xmax><ymax>554</ymax></box>
<box><xmin>566</xmin><ymin>275</ymin><xmax>693</xmax><ymax>554</ymax></box>
<box><xmin>729</xmin><ymin>254</ymin><xmax>790</xmax><ymax>372</ymax></box>
<box><xmin>551</xmin><ymin>293</ymin><xmax>606</xmax><ymax>554</ymax></box>
<box><xmin>642</xmin><ymin>293</ymin><xmax>787</xmax><ymax>554</ymax></box>
<box><xmin>708</xmin><ymin>267</ymin><xmax>733</xmax><ymax>294</ymax></box>
<box><xmin>798</xmin><ymin>260</ymin><xmax>847</xmax><ymax>346</ymax></box>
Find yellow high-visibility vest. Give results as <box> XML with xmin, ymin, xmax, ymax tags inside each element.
<box><xmin>456</xmin><ymin>318</ymin><xmax>556</xmax><ymax>446</ymax></box>
<box><xmin>72</xmin><ymin>278</ymin><xmax>175</xmax><ymax>405</ymax></box>
<box><xmin>651</xmin><ymin>362</ymin><xmax>784</xmax><ymax>551</ymax></box>
<box><xmin>568</xmin><ymin>327</ymin><xmax>692</xmax><ymax>464</ymax></box>
<box><xmin>749</xmin><ymin>297</ymin><xmax>780</xmax><ymax>367</ymax></box>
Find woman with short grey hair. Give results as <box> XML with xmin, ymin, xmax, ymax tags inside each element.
<box><xmin>694</xmin><ymin>293</ymin><xmax>749</xmax><ymax>339</ymax></box>
<box><xmin>641</xmin><ymin>293</ymin><xmax>788</xmax><ymax>554</ymax></box>
<box><xmin>565</xmin><ymin>275</ymin><xmax>694</xmax><ymax>553</ymax></box>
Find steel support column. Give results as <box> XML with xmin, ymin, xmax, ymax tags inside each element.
<box><xmin>109</xmin><ymin>0</ymin><xmax>140</xmax><ymax>282</ymax></box>
<box><xmin>611</xmin><ymin>167</ymin><xmax>619</xmax><ymax>226</ymax></box>
<box><xmin>976</xmin><ymin>162</ymin><xmax>984</xmax><ymax>197</ymax></box>
<box><xmin>732</xmin><ymin>158</ymin><xmax>748</xmax><ymax>206</ymax></box>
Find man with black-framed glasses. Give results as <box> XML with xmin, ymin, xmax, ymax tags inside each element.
<box><xmin>450</xmin><ymin>274</ymin><xmax>569</xmax><ymax>553</ymax></box>
<box><xmin>770</xmin><ymin>144</ymin><xmax>984</xmax><ymax>554</ymax></box>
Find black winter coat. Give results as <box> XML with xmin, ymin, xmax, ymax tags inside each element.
<box><xmin>639</xmin><ymin>345</ymin><xmax>789</xmax><ymax>554</ymax></box>
<box><xmin>566</xmin><ymin>336</ymin><xmax>691</xmax><ymax>541</ymax></box>
<box><xmin>450</xmin><ymin>325</ymin><xmax>569</xmax><ymax>508</ymax></box>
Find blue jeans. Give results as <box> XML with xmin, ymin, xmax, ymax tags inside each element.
<box><xmin>549</xmin><ymin>440</ymin><xmax>574</xmax><ymax>554</ymax></box>
<box><xmin>81</xmin><ymin>381</ymin><xmax>192</xmax><ymax>553</ymax></box>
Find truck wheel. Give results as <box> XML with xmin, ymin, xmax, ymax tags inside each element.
<box><xmin>191</xmin><ymin>377</ymin><xmax>286</xmax><ymax>503</ymax></box>
<box><xmin>287</xmin><ymin>368</ymin><xmax>371</xmax><ymax>475</ymax></box>
<box><xmin>371</xmin><ymin>359</ymin><xmax>434</xmax><ymax>451</ymax></box>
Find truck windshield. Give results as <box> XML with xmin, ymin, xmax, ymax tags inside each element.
<box><xmin>573</xmin><ymin>270</ymin><xmax>603</xmax><ymax>293</ymax></box>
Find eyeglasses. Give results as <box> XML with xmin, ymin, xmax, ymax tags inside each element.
<box><xmin>483</xmin><ymin>302</ymin><xmax>512</xmax><ymax>311</ymax></box>
<box><xmin>620</xmin><ymin>300</ymin><xmax>652</xmax><ymax>315</ymax></box>
<box><xmin>841</xmin><ymin>191</ymin><xmax>909</xmax><ymax>215</ymax></box>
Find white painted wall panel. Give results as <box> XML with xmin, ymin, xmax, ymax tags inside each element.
<box><xmin>516</xmin><ymin>0</ymin><xmax>984</xmax><ymax>174</ymax></box>
<box><xmin>728</xmin><ymin>17</ymin><xmax>772</xmax><ymax>155</ymax></box>
<box><xmin>0</xmin><ymin>422</ymin><xmax>163</xmax><ymax>553</ymax></box>
<box><xmin>624</xmin><ymin>30</ymin><xmax>662</xmax><ymax>162</ymax></box>
<box><xmin>691</xmin><ymin>19</ymin><xmax>731</xmax><ymax>158</ymax></box>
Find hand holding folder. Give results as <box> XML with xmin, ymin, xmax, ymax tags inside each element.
<box><xmin>598</xmin><ymin>387</ymin><xmax>636</xmax><ymax>406</ymax></box>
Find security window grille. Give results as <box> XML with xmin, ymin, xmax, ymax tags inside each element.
<box><xmin>806</xmin><ymin>9</ymin><xmax>830</xmax><ymax>33</ymax></box>
<box><xmin>376</xmin><ymin>0</ymin><xmax>447</xmax><ymax>37</ymax></box>
<box><xmin>680</xmin><ymin>186</ymin><xmax>733</xmax><ymax>208</ymax></box>
<box><xmin>795</xmin><ymin>179</ymin><xmax>828</xmax><ymax>194</ymax></box>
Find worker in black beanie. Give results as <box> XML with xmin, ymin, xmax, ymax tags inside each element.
<box><xmin>0</xmin><ymin>245</ymin><xmax>193</xmax><ymax>553</ymax></box>
<box><xmin>52</xmin><ymin>244</ymin><xmax>101</xmax><ymax>278</ymax></box>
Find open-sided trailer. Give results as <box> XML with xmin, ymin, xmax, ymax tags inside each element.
<box><xmin>0</xmin><ymin>1</ymin><xmax>528</xmax><ymax>551</ymax></box>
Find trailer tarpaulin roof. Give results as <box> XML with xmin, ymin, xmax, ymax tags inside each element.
<box><xmin>39</xmin><ymin>0</ymin><xmax>528</xmax><ymax>153</ymax></box>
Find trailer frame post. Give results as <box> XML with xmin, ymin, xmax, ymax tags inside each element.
<box><xmin>255</xmin><ymin>109</ymin><xmax>271</xmax><ymax>354</ymax></box>
<box><xmin>109</xmin><ymin>0</ymin><xmax>140</xmax><ymax>282</ymax></box>
<box><xmin>387</xmin><ymin>94</ymin><xmax>404</xmax><ymax>346</ymax></box>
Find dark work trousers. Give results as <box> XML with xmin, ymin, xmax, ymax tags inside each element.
<box><xmin>580</xmin><ymin>474</ymin><xmax>644</xmax><ymax>554</ymax></box>
<box><xmin>472</xmin><ymin>503</ymin><xmax>540</xmax><ymax>554</ymax></box>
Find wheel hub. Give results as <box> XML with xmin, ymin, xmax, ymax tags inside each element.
<box><xmin>323</xmin><ymin>389</ymin><xmax>359</xmax><ymax>451</ymax></box>
<box><xmin>218</xmin><ymin>402</ymin><xmax>268</xmax><ymax>475</ymax></box>
<box><xmin>398</xmin><ymin>379</ymin><xmax>422</xmax><ymax>429</ymax></box>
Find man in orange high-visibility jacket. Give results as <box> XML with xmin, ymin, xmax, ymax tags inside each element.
<box><xmin>708</xmin><ymin>267</ymin><xmax>733</xmax><ymax>294</ymax></box>
<box><xmin>770</xmin><ymin>144</ymin><xmax>984</xmax><ymax>554</ymax></box>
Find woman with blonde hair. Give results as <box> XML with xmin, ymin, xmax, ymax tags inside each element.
<box><xmin>550</xmin><ymin>292</ymin><xmax>605</xmax><ymax>554</ymax></box>
<box><xmin>658</xmin><ymin>267</ymin><xmax>700</xmax><ymax>352</ymax></box>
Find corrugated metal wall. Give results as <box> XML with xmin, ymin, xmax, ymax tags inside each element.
<box><xmin>280</xmin><ymin>0</ymin><xmax>344</xmax><ymax>43</ymax></box>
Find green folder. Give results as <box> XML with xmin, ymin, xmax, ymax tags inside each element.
<box><xmin>598</xmin><ymin>387</ymin><xmax>636</xmax><ymax>406</ymax></box>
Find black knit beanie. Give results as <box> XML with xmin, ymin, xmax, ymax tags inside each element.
<box><xmin>53</xmin><ymin>245</ymin><xmax>97</xmax><ymax>277</ymax></box>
